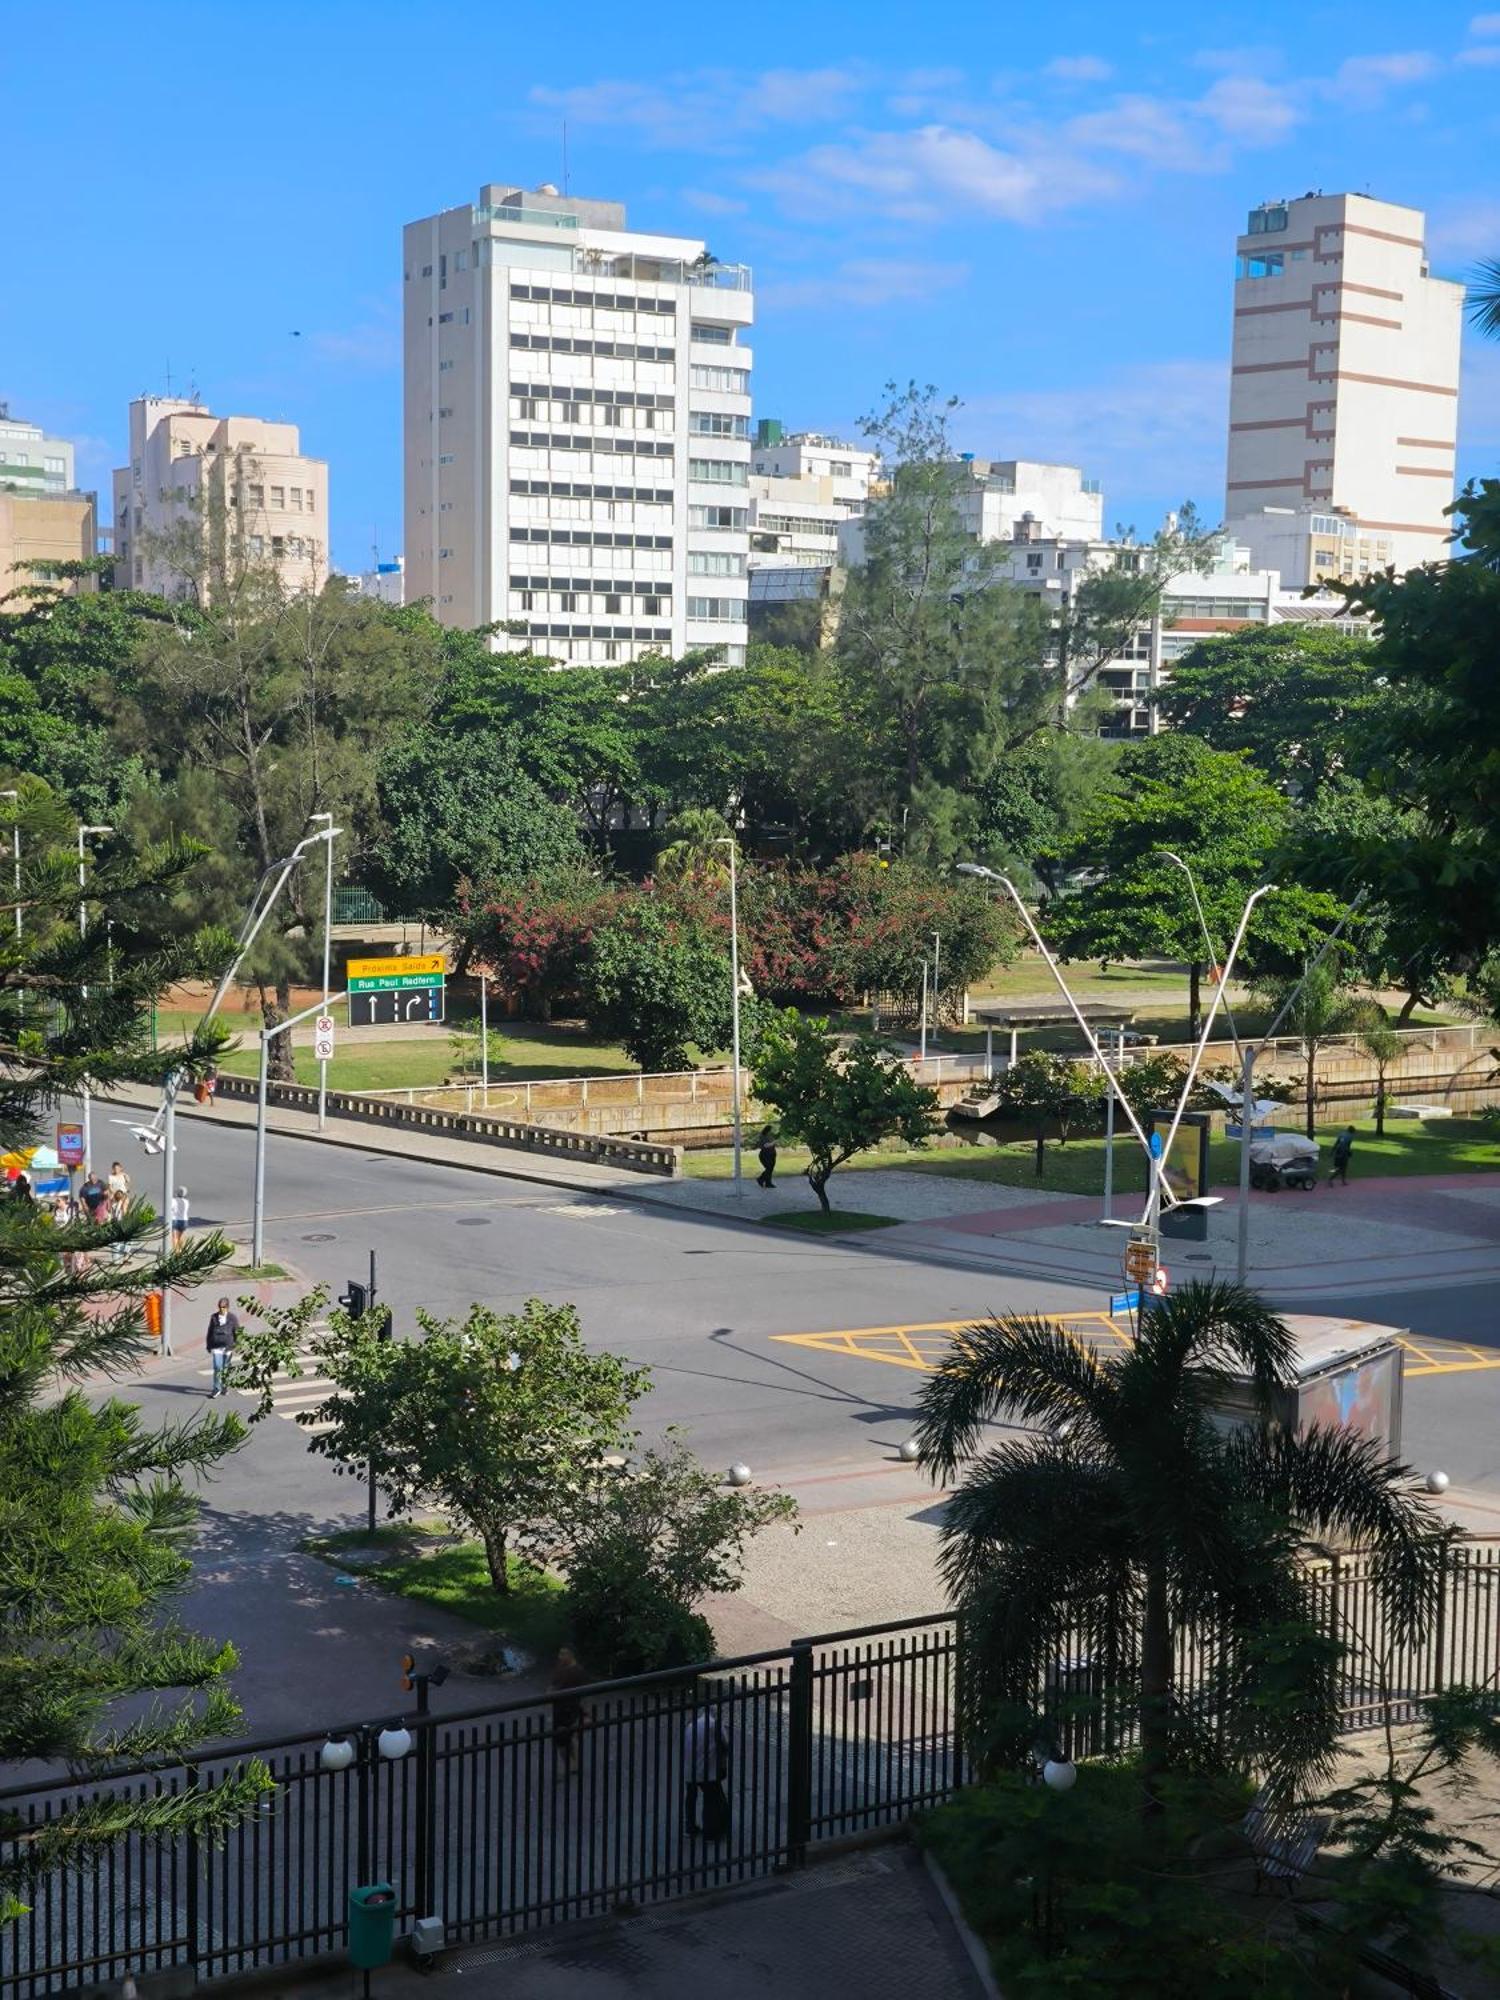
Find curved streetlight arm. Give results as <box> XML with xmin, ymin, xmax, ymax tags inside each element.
<box><xmin>1148</xmin><ymin>883</ymin><xmax>1272</xmax><ymax>1228</ymax></box>
<box><xmin>1156</xmin><ymin>848</ymin><xmax>1244</xmax><ymax>1062</ymax></box>
<box><xmin>956</xmin><ymin>864</ymin><xmax>1176</xmax><ymax>1212</ymax></box>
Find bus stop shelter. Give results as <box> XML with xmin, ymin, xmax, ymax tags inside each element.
<box><xmin>969</xmin><ymin>999</ymin><xmax>1138</xmax><ymax>1072</ymax></box>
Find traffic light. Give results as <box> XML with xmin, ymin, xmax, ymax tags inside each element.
<box><xmin>339</xmin><ymin>1279</ymin><xmax>368</xmax><ymax>1319</ymax></box>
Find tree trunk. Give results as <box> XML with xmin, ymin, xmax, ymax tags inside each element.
<box><xmin>481</xmin><ymin>1523</ymin><xmax>511</xmax><ymax>1594</ymax></box>
<box><xmin>268</xmin><ymin>977</ymin><xmax>296</xmax><ymax>1083</ymax></box>
<box><xmin>1187</xmin><ymin>961</ymin><xmax>1202</xmax><ymax>1049</ymax></box>
<box><xmin>808</xmin><ymin>1164</ymin><xmax>832</xmax><ymax>1213</ymax></box>
<box><xmin>1139</xmin><ymin>1562</ymin><xmax>1172</xmax><ymax>1813</ymax></box>
<box><xmin>1397</xmin><ymin>989</ymin><xmax>1419</xmax><ymax>1025</ymax></box>
<box><xmin>1375</xmin><ymin>1069</ymin><xmax>1386</xmax><ymax>1139</ymax></box>
<box><xmin>1034</xmin><ymin>1128</ymin><xmax>1046</xmax><ymax>1177</ymax></box>
<box><xmin>1305</xmin><ymin>1049</ymin><xmax>1317</xmax><ymax>1141</ymax></box>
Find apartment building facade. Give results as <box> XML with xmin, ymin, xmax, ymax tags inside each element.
<box><xmin>403</xmin><ymin>182</ymin><xmax>753</xmax><ymax>667</ymax></box>
<box><xmin>1224</xmin><ymin>192</ymin><xmax>1464</xmax><ymax>584</ymax></box>
<box><xmin>0</xmin><ymin>408</ymin><xmax>96</xmax><ymax>603</ymax></box>
<box><xmin>113</xmin><ymin>398</ymin><xmax>328</xmax><ymax>599</ymax></box>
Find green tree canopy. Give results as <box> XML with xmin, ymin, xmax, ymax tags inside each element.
<box><xmin>1154</xmin><ymin>625</ymin><xmax>1378</xmax><ymax>796</ymax></box>
<box><xmin>1046</xmin><ymin>735</ymin><xmax>1341</xmax><ymax>1040</ymax></box>
<box><xmin>582</xmin><ymin>897</ymin><xmax>733</xmax><ymax>1071</ymax></box>
<box><xmin>750</xmin><ymin>1008</ymin><xmax>938</xmax><ymax>1210</ymax></box>
<box><xmin>368</xmin><ymin>723</ymin><xmax>585</xmax><ymax>921</ymax></box>
<box><xmin>236</xmin><ymin>1296</ymin><xmax>648</xmax><ymax>1595</ymax></box>
<box><xmin>0</xmin><ymin>783</ymin><xmax>268</xmax><ymax>1921</ymax></box>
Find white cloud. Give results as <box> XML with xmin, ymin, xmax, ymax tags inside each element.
<box><xmin>1064</xmin><ymin>94</ymin><xmax>1210</xmax><ymax>170</ymax></box>
<box><xmin>681</xmin><ymin>188</ymin><xmax>749</xmax><ymax>216</ymax></box>
<box><xmin>1428</xmin><ymin>198</ymin><xmax>1500</xmax><ymax>261</ymax></box>
<box><xmin>1456</xmin><ymin>44</ymin><xmax>1500</xmax><ymax>65</ymax></box>
<box><xmin>760</xmin><ymin>258</ymin><xmax>969</xmax><ymax>310</ymax></box>
<box><xmin>1324</xmin><ymin>50</ymin><xmax>1440</xmax><ymax>106</ymax></box>
<box><xmin>1469</xmin><ymin>11</ymin><xmax>1500</xmax><ymax>33</ymax></box>
<box><xmin>1044</xmin><ymin>55</ymin><xmax>1113</xmax><ymax>83</ymax></box>
<box><xmin>1196</xmin><ymin>75</ymin><xmax>1300</xmax><ymax>145</ymax></box>
<box><xmin>528</xmin><ymin>67</ymin><xmax>862</xmax><ymax>149</ymax></box>
<box><xmin>752</xmin><ymin>125</ymin><xmax>1118</xmax><ymax>225</ymax></box>
<box><xmin>963</xmin><ymin>359</ymin><xmax>1232</xmax><ymax>523</ymax></box>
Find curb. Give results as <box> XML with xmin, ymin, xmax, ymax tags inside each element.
<box><xmin>923</xmin><ymin>1850</ymin><xmax>1005</xmax><ymax>2000</ymax></box>
<box><xmin>105</xmin><ymin>1091</ymin><xmax>643</xmax><ymax>1202</ymax></box>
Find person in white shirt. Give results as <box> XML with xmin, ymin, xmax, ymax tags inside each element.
<box><xmin>170</xmin><ymin>1187</ymin><xmax>190</xmax><ymax>1252</ymax></box>
<box><xmin>683</xmin><ymin>1697</ymin><xmax>731</xmax><ymax>1841</ymax></box>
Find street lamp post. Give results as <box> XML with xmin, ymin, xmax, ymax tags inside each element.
<box><xmin>716</xmin><ymin>838</ymin><xmax>745</xmax><ymax>1196</ymax></box>
<box><xmin>77</xmin><ymin>824</ymin><xmax>114</xmax><ymax>1173</ymax></box>
<box><xmin>919</xmin><ymin>959</ymin><xmax>930</xmax><ymax>1064</ymax></box>
<box><xmin>254</xmin><ymin>991</ymin><xmax>350</xmax><ymax>1264</ymax></box>
<box><xmin>955</xmin><ymin>864</ymin><xmax>1175</xmax><ymax>1218</ymax></box>
<box><xmin>308</xmin><ymin>812</ymin><xmax>337</xmax><ymax>1132</ymax></box>
<box><xmin>930</xmin><ymin>930</ymin><xmax>941</xmax><ymax>1051</ymax></box>
<box><xmin>1156</xmin><ymin>849</ymin><xmax>1243</xmax><ymax>1060</ymax></box>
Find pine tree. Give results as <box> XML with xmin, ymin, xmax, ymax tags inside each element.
<box><xmin>0</xmin><ymin>778</ymin><xmax>271</xmax><ymax>1923</ymax></box>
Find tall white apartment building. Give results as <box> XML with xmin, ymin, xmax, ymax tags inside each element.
<box><xmin>1224</xmin><ymin>192</ymin><xmax>1464</xmax><ymax>585</ymax></box>
<box><xmin>0</xmin><ymin>408</ymin><xmax>76</xmax><ymax>497</ymax></box>
<box><xmin>113</xmin><ymin>397</ymin><xmax>329</xmax><ymax>599</ymax></box>
<box><xmin>403</xmin><ymin>183</ymin><xmax>753</xmax><ymax>666</ymax></box>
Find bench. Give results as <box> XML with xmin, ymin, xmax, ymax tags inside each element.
<box><xmin>1243</xmin><ymin>1792</ymin><xmax>1328</xmax><ymax>1894</ymax></box>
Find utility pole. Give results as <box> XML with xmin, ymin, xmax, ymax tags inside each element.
<box><xmin>930</xmin><ymin>931</ymin><xmax>941</xmax><ymax>1050</ymax></box>
<box><xmin>717</xmin><ymin>838</ymin><xmax>744</xmax><ymax>1196</ymax></box>
<box><xmin>309</xmin><ymin>812</ymin><xmax>337</xmax><ymax>1131</ymax></box>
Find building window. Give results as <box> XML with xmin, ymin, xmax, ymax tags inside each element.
<box><xmin>689</xmin><ymin>459</ymin><xmax>748</xmax><ymax>486</ymax></box>
<box><xmin>1026</xmin><ymin>553</ymin><xmax>1043</xmax><ymax>572</ymax></box>
<box><xmin>691</xmin><ymin>322</ymin><xmax>733</xmax><ymax>345</ymax></box>
<box><xmin>689</xmin><ymin>411</ymin><xmax>749</xmax><ymax>439</ymax></box>
<box><xmin>643</xmin><ymin>596</ymin><xmax>662</xmax><ymax>615</ymax></box>
<box><xmin>561</xmin><ymin>592</ymin><xmax>578</xmax><ymax>611</ymax></box>
<box><xmin>249</xmin><ymin>483</ymin><xmax>264</xmax><ymax>505</ymax></box>
<box><xmin>439</xmin><ymin>311</ymin><xmax>454</xmax><ymax>323</ymax></box>
<box><xmin>270</xmin><ymin>486</ymin><xmax>285</xmax><ymax>508</ymax></box>
<box><xmin>438</xmin><ymin>453</ymin><xmax>455</xmax><ymax>465</ymax></box>
<box><xmin>439</xmin><ymin>359</ymin><xmax>454</xmax><ymax>372</ymax></box>
<box><xmin>1235</xmin><ymin>251</ymin><xmax>1285</xmax><ymax>280</ymax></box>
<box><xmin>690</xmin><ymin>364</ymin><xmax>750</xmax><ymax>392</ymax></box>
<box><xmin>688</xmin><ymin>504</ymin><xmax>747</xmax><ymax>529</ymax></box>
<box><xmin>271</xmin><ymin>537</ymin><xmax>285</xmax><ymax>557</ymax></box>
<box><xmin>687</xmin><ymin>596</ymin><xmax>745</xmax><ymax>622</ymax></box>
<box><xmin>605</xmin><ymin>593</ymin><xmax>622</xmax><ymax>614</ymax></box>
<box><xmin>421</xmin><ymin>263</ymin><xmax>433</xmax><ymax>277</ymax></box>
<box><xmin>688</xmin><ymin>550</ymin><xmax>746</xmax><ymax>576</ymax></box>
<box><xmin>290</xmin><ymin>487</ymin><xmax>302</xmax><ymax>510</ymax></box>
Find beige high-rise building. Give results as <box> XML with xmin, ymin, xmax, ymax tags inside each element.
<box><xmin>113</xmin><ymin>397</ymin><xmax>329</xmax><ymax>599</ymax></box>
<box><xmin>1224</xmin><ymin>193</ymin><xmax>1464</xmax><ymax>586</ymax></box>
<box><xmin>403</xmin><ymin>182</ymin><xmax>753</xmax><ymax>666</ymax></box>
<box><xmin>0</xmin><ymin>408</ymin><xmax>97</xmax><ymax>606</ymax></box>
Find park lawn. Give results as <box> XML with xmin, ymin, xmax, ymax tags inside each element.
<box><xmin>304</xmin><ymin>1526</ymin><xmax>567</xmax><ymax>1653</ymax></box>
<box><xmin>760</xmin><ymin>1209</ymin><xmax>901</xmax><ymax>1234</ymax></box>
<box><xmin>686</xmin><ymin>1115</ymin><xmax>1500</xmax><ymax>1199</ymax></box>
<box><xmin>210</xmin><ymin>1021</ymin><xmax>645</xmax><ymax>1092</ymax></box>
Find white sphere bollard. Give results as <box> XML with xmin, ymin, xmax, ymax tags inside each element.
<box><xmin>1042</xmin><ymin>1758</ymin><xmax>1077</xmax><ymax>1792</ymax></box>
<box><xmin>726</xmin><ymin>1462</ymin><xmax>752</xmax><ymax>1487</ymax></box>
<box><xmin>1425</xmin><ymin>1470</ymin><xmax>1451</xmax><ymax>1495</ymax></box>
<box><xmin>898</xmin><ymin>1439</ymin><xmax>921</xmax><ymax>1463</ymax></box>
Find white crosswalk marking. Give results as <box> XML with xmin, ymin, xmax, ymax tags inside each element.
<box><xmin>535</xmin><ymin>1203</ymin><xmax>624</xmax><ymax>1218</ymax></box>
<box><xmin>197</xmin><ymin>1326</ymin><xmax>337</xmax><ymax>1431</ymax></box>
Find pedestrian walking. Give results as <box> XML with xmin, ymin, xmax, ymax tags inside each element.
<box><xmin>1330</xmin><ymin>1126</ymin><xmax>1355</xmax><ymax>1187</ymax></box>
<box><xmin>9</xmin><ymin>1171</ymin><xmax>33</xmax><ymax>1206</ymax></box>
<box><xmin>170</xmin><ymin>1186</ymin><xmax>190</xmax><ymax>1251</ymax></box>
<box><xmin>205</xmin><ymin>1297</ymin><xmax>239</xmax><ymax>1397</ymax></box>
<box><xmin>548</xmin><ymin>1647</ymin><xmax>590</xmax><ymax>1778</ymax></box>
<box><xmin>755</xmin><ymin>1125</ymin><xmax>778</xmax><ymax>1190</ymax></box>
<box><xmin>683</xmin><ymin>1693</ymin><xmax>731</xmax><ymax>1841</ymax></box>
<box><xmin>107</xmin><ymin>1160</ymin><xmax>131</xmax><ymax>1220</ymax></box>
<box><xmin>51</xmin><ymin>1191</ymin><xmax>77</xmax><ymax>1274</ymax></box>
<box><xmin>80</xmin><ymin>1167</ymin><xmax>109</xmax><ymax>1224</ymax></box>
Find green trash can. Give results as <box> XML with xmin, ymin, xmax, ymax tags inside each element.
<box><xmin>348</xmin><ymin>1883</ymin><xmax>398</xmax><ymax>1969</ymax></box>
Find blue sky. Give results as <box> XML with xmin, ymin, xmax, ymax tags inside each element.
<box><xmin>8</xmin><ymin>1</ymin><xmax>1499</xmax><ymax>573</ymax></box>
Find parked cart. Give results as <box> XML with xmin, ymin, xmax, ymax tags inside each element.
<box><xmin>1248</xmin><ymin>1133</ymin><xmax>1320</xmax><ymax>1192</ymax></box>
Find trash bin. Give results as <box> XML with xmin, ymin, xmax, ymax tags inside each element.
<box><xmin>348</xmin><ymin>1883</ymin><xmax>398</xmax><ymax>1969</ymax></box>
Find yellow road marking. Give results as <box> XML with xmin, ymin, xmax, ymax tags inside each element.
<box><xmin>772</xmin><ymin>1318</ymin><xmax>1500</xmax><ymax>1381</ymax></box>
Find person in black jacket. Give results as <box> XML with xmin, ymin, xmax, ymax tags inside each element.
<box><xmin>205</xmin><ymin>1298</ymin><xmax>240</xmax><ymax>1397</ymax></box>
<box><xmin>755</xmin><ymin>1126</ymin><xmax>778</xmax><ymax>1190</ymax></box>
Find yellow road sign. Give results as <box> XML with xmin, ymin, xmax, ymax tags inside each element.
<box><xmin>771</xmin><ymin>1317</ymin><xmax>1500</xmax><ymax>1383</ymax></box>
<box><xmin>346</xmin><ymin>953</ymin><xmax>446</xmax><ymax>981</ymax></box>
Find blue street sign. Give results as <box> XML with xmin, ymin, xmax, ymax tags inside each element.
<box><xmin>1110</xmin><ymin>1288</ymin><xmax>1141</xmax><ymax>1316</ymax></box>
<box><xmin>1149</xmin><ymin>1131</ymin><xmax>1164</xmax><ymax>1159</ymax></box>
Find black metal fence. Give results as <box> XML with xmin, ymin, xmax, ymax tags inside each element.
<box><xmin>1</xmin><ymin>1617</ymin><xmax>963</xmax><ymax>1997</ymax></box>
<box><xmin>5</xmin><ymin>1549</ymin><xmax>1499</xmax><ymax>1997</ymax></box>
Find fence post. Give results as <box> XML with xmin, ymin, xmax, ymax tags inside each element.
<box><xmin>413</xmin><ymin>1704</ymin><xmax>437</xmax><ymax>1920</ymax></box>
<box><xmin>184</xmin><ymin>1764</ymin><xmax>201</xmax><ymax>1979</ymax></box>
<box><xmin>787</xmin><ymin>1641</ymin><xmax>814</xmax><ymax>1869</ymax></box>
<box><xmin>1433</xmin><ymin>1542</ymin><xmax>1450</xmax><ymax>1697</ymax></box>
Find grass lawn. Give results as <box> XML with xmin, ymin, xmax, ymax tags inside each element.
<box><xmin>203</xmin><ymin>1020</ymin><xmax>645</xmax><ymax>1093</ymax></box>
<box><xmin>760</xmin><ymin>1209</ymin><xmax>900</xmax><ymax>1234</ymax></box>
<box><xmin>686</xmin><ymin>1115</ymin><xmax>1500</xmax><ymax>1199</ymax></box>
<box><xmin>303</xmin><ymin>1525</ymin><xmax>567</xmax><ymax>1653</ymax></box>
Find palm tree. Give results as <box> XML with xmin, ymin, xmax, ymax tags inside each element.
<box><xmin>1254</xmin><ymin>960</ymin><xmax>1368</xmax><ymax>1138</ymax></box>
<box><xmin>1358</xmin><ymin>1016</ymin><xmax>1405</xmax><ymax>1138</ymax></box>
<box><xmin>1468</xmin><ymin>257</ymin><xmax>1500</xmax><ymax>342</ymax></box>
<box><xmin>654</xmin><ymin>808</ymin><xmax>735</xmax><ymax>885</ymax></box>
<box><xmin>915</xmin><ymin>1282</ymin><xmax>1442</xmax><ymax>1808</ymax></box>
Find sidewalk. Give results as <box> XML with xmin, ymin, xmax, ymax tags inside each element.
<box><xmin>632</xmin><ymin>1164</ymin><xmax>1500</xmax><ymax>1299</ymax></box>
<box><xmin>104</xmin><ymin>1083</ymin><xmax>646</xmax><ymax>1197</ymax></box>
<box><xmin>254</xmin><ymin>1846</ymin><xmax>987</xmax><ymax>2000</ymax></box>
